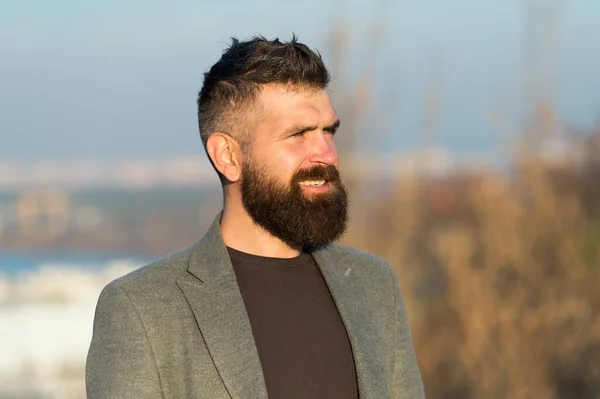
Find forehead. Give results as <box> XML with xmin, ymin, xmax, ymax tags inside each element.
<box><xmin>255</xmin><ymin>84</ymin><xmax>337</xmax><ymax>129</ymax></box>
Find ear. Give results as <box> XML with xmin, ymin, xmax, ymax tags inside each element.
<box><xmin>206</xmin><ymin>133</ymin><xmax>243</xmax><ymax>182</ymax></box>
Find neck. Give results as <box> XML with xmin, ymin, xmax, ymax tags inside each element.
<box><xmin>219</xmin><ymin>198</ymin><xmax>301</xmax><ymax>259</ymax></box>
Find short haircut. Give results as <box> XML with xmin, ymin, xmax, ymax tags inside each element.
<box><xmin>197</xmin><ymin>35</ymin><xmax>331</xmax><ymax>148</ymax></box>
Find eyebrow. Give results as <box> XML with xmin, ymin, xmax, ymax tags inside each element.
<box><xmin>283</xmin><ymin>119</ymin><xmax>341</xmax><ymax>136</ymax></box>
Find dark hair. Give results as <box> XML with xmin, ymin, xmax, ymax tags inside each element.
<box><xmin>197</xmin><ymin>35</ymin><xmax>330</xmax><ymax>147</ymax></box>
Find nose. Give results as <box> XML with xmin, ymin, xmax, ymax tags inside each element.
<box><xmin>307</xmin><ymin>132</ymin><xmax>338</xmax><ymax>166</ymax></box>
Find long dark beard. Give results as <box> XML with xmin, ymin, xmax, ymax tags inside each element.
<box><xmin>240</xmin><ymin>157</ymin><xmax>349</xmax><ymax>250</ymax></box>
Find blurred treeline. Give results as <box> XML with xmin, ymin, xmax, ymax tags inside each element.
<box><xmin>343</xmin><ymin>127</ymin><xmax>600</xmax><ymax>398</ymax></box>
<box><xmin>327</xmin><ymin>10</ymin><xmax>600</xmax><ymax>399</ymax></box>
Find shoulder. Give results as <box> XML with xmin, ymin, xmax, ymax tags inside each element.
<box><xmin>318</xmin><ymin>242</ymin><xmax>397</xmax><ymax>287</ymax></box>
<box><xmin>100</xmin><ymin>242</ymin><xmax>196</xmax><ymax>301</ymax></box>
<box><xmin>323</xmin><ymin>243</ymin><xmax>393</xmax><ymax>271</ymax></box>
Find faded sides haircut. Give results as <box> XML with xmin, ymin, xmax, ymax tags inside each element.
<box><xmin>197</xmin><ymin>35</ymin><xmax>331</xmax><ymax>149</ymax></box>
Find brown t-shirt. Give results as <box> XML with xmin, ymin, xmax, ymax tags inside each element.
<box><xmin>228</xmin><ymin>247</ymin><xmax>359</xmax><ymax>399</ymax></box>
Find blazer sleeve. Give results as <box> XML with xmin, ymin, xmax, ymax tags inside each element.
<box><xmin>387</xmin><ymin>266</ymin><xmax>426</xmax><ymax>398</ymax></box>
<box><xmin>86</xmin><ymin>282</ymin><xmax>163</xmax><ymax>399</ymax></box>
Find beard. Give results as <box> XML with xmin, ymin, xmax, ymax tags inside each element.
<box><xmin>240</xmin><ymin>156</ymin><xmax>349</xmax><ymax>251</ymax></box>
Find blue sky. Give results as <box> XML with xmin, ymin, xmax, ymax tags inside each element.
<box><xmin>1</xmin><ymin>0</ymin><xmax>599</xmax><ymax>161</ymax></box>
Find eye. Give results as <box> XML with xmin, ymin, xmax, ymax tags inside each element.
<box><xmin>325</xmin><ymin>126</ymin><xmax>338</xmax><ymax>136</ymax></box>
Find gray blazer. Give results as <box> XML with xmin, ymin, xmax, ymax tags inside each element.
<box><xmin>86</xmin><ymin>214</ymin><xmax>425</xmax><ymax>398</ymax></box>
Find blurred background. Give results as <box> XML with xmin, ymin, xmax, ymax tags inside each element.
<box><xmin>1</xmin><ymin>0</ymin><xmax>599</xmax><ymax>397</ymax></box>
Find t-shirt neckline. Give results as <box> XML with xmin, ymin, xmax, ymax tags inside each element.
<box><xmin>226</xmin><ymin>246</ymin><xmax>312</xmax><ymax>268</ymax></box>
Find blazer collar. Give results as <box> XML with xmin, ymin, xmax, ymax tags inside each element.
<box><xmin>177</xmin><ymin>213</ymin><xmax>268</xmax><ymax>399</ymax></box>
<box><xmin>312</xmin><ymin>247</ymin><xmax>390</xmax><ymax>398</ymax></box>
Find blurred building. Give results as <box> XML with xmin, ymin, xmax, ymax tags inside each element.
<box><xmin>15</xmin><ymin>191</ymin><xmax>71</xmax><ymax>238</ymax></box>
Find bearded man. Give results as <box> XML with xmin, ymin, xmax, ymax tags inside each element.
<box><xmin>86</xmin><ymin>36</ymin><xmax>424</xmax><ymax>399</ymax></box>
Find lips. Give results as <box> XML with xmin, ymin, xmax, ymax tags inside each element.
<box><xmin>293</xmin><ymin>165</ymin><xmax>339</xmax><ymax>186</ymax></box>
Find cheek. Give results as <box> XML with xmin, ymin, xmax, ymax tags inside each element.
<box><xmin>266</xmin><ymin>146</ymin><xmax>306</xmax><ymax>176</ymax></box>
<box><xmin>248</xmin><ymin>156</ymin><xmax>287</xmax><ymax>187</ymax></box>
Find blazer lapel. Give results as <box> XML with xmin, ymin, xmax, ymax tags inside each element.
<box><xmin>177</xmin><ymin>215</ymin><xmax>268</xmax><ymax>399</ymax></box>
<box><xmin>312</xmin><ymin>247</ymin><xmax>390</xmax><ymax>399</ymax></box>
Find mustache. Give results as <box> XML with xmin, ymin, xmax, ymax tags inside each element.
<box><xmin>292</xmin><ymin>165</ymin><xmax>340</xmax><ymax>184</ymax></box>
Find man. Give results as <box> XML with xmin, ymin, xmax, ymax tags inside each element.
<box><xmin>86</xmin><ymin>36</ymin><xmax>424</xmax><ymax>399</ymax></box>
